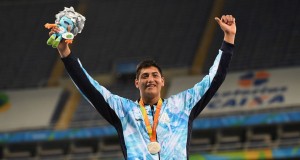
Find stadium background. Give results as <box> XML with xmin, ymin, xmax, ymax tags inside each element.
<box><xmin>1</xmin><ymin>0</ymin><xmax>300</xmax><ymax>159</ymax></box>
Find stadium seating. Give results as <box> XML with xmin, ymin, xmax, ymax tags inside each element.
<box><xmin>204</xmin><ymin>0</ymin><xmax>300</xmax><ymax>73</ymax></box>
<box><xmin>71</xmin><ymin>0</ymin><xmax>213</xmax><ymax>75</ymax></box>
<box><xmin>0</xmin><ymin>1</ymin><xmax>78</xmax><ymax>89</ymax></box>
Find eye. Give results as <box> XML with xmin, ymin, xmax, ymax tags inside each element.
<box><xmin>64</xmin><ymin>21</ymin><xmax>70</xmax><ymax>25</ymax></box>
<box><xmin>153</xmin><ymin>73</ymin><xmax>159</xmax><ymax>78</ymax></box>
<box><xmin>141</xmin><ymin>74</ymin><xmax>149</xmax><ymax>79</ymax></box>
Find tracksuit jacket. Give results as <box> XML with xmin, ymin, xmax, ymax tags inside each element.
<box><xmin>61</xmin><ymin>41</ymin><xmax>234</xmax><ymax>160</ymax></box>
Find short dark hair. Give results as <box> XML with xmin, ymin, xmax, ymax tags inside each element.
<box><xmin>136</xmin><ymin>59</ymin><xmax>163</xmax><ymax>79</ymax></box>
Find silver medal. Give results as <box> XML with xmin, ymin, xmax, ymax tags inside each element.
<box><xmin>147</xmin><ymin>142</ymin><xmax>161</xmax><ymax>154</ymax></box>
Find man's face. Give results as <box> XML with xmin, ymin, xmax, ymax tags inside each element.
<box><xmin>135</xmin><ymin>66</ymin><xmax>165</xmax><ymax>99</ymax></box>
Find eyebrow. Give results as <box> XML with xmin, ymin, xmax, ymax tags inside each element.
<box><xmin>140</xmin><ymin>71</ymin><xmax>160</xmax><ymax>78</ymax></box>
<box><xmin>141</xmin><ymin>71</ymin><xmax>159</xmax><ymax>75</ymax></box>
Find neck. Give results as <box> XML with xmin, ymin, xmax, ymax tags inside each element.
<box><xmin>142</xmin><ymin>96</ymin><xmax>160</xmax><ymax>105</ymax></box>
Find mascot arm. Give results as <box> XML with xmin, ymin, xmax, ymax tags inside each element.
<box><xmin>44</xmin><ymin>23</ymin><xmax>57</xmax><ymax>29</ymax></box>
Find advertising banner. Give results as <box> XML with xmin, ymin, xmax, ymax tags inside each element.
<box><xmin>167</xmin><ymin>67</ymin><xmax>300</xmax><ymax>114</ymax></box>
<box><xmin>0</xmin><ymin>88</ymin><xmax>63</xmax><ymax>131</ymax></box>
<box><xmin>190</xmin><ymin>147</ymin><xmax>300</xmax><ymax>160</ymax></box>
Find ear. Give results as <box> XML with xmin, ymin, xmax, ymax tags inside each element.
<box><xmin>161</xmin><ymin>77</ymin><xmax>165</xmax><ymax>87</ymax></box>
<box><xmin>135</xmin><ymin>79</ymin><xmax>139</xmax><ymax>88</ymax></box>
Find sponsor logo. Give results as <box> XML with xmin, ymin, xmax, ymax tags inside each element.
<box><xmin>239</xmin><ymin>71</ymin><xmax>269</xmax><ymax>88</ymax></box>
<box><xmin>207</xmin><ymin>71</ymin><xmax>286</xmax><ymax>110</ymax></box>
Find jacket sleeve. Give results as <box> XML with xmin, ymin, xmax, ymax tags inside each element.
<box><xmin>191</xmin><ymin>41</ymin><xmax>233</xmax><ymax>119</ymax></box>
<box><xmin>171</xmin><ymin>41</ymin><xmax>234</xmax><ymax>120</ymax></box>
<box><xmin>61</xmin><ymin>54</ymin><xmax>126</xmax><ymax>126</ymax></box>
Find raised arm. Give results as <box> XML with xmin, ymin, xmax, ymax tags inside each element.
<box><xmin>176</xmin><ymin>15</ymin><xmax>236</xmax><ymax>119</ymax></box>
<box><xmin>48</xmin><ymin>29</ymin><xmax>123</xmax><ymax>126</ymax></box>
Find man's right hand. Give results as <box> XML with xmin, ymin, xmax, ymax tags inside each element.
<box><xmin>49</xmin><ymin>27</ymin><xmax>71</xmax><ymax>58</ymax></box>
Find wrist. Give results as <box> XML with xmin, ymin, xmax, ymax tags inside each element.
<box><xmin>224</xmin><ymin>33</ymin><xmax>235</xmax><ymax>45</ymax></box>
<box><xmin>58</xmin><ymin>44</ymin><xmax>71</xmax><ymax>58</ymax></box>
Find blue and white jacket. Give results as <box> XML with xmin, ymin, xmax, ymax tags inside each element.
<box><xmin>61</xmin><ymin>41</ymin><xmax>234</xmax><ymax>160</ymax></box>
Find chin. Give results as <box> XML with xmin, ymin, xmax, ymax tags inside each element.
<box><xmin>145</xmin><ymin>91</ymin><xmax>157</xmax><ymax>98</ymax></box>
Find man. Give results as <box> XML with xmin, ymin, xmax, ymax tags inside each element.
<box><xmin>50</xmin><ymin>15</ymin><xmax>236</xmax><ymax>159</ymax></box>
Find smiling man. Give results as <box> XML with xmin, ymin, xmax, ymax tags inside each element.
<box><xmin>50</xmin><ymin>15</ymin><xmax>236</xmax><ymax>159</ymax></box>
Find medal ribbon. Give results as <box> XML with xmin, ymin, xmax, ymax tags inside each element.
<box><xmin>139</xmin><ymin>98</ymin><xmax>162</xmax><ymax>142</ymax></box>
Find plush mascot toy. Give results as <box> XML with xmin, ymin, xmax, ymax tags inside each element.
<box><xmin>45</xmin><ymin>7</ymin><xmax>86</xmax><ymax>48</ymax></box>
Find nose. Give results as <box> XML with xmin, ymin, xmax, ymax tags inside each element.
<box><xmin>147</xmin><ymin>75</ymin><xmax>154</xmax><ymax>83</ymax></box>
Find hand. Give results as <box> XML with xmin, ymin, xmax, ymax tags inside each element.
<box><xmin>215</xmin><ymin>15</ymin><xmax>236</xmax><ymax>44</ymax></box>
<box><xmin>49</xmin><ymin>27</ymin><xmax>71</xmax><ymax>57</ymax></box>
